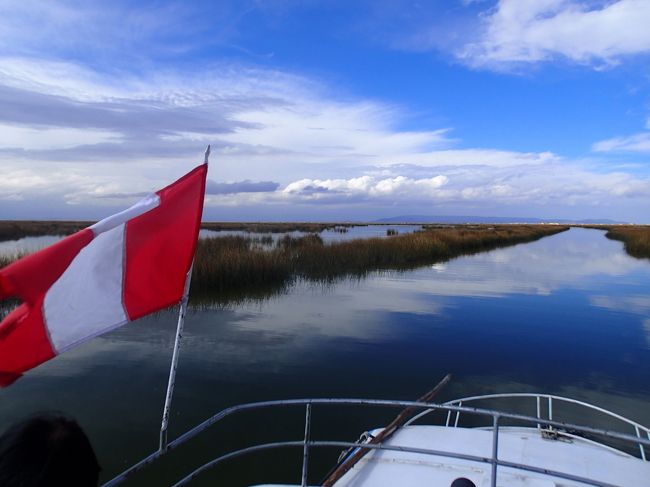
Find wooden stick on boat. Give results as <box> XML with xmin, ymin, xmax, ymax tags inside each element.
<box><xmin>321</xmin><ymin>373</ymin><xmax>452</xmax><ymax>487</ymax></box>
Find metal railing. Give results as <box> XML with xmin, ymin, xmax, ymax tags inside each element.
<box><xmin>407</xmin><ymin>393</ymin><xmax>650</xmax><ymax>461</ymax></box>
<box><xmin>103</xmin><ymin>396</ymin><xmax>650</xmax><ymax>487</ymax></box>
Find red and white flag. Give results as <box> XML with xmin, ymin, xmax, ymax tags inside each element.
<box><xmin>0</xmin><ymin>163</ymin><xmax>207</xmax><ymax>386</ymax></box>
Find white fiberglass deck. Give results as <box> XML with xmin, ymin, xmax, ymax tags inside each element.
<box><xmin>103</xmin><ymin>393</ymin><xmax>650</xmax><ymax>487</ymax></box>
<box><xmin>257</xmin><ymin>425</ymin><xmax>650</xmax><ymax>487</ymax></box>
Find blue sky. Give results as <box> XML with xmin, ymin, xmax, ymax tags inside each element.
<box><xmin>1</xmin><ymin>0</ymin><xmax>649</xmax><ymax>222</ymax></box>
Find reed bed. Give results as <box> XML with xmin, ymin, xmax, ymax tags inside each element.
<box><xmin>0</xmin><ymin>221</ymin><xmax>90</xmax><ymax>241</ymax></box>
<box><xmin>191</xmin><ymin>225</ymin><xmax>569</xmax><ymax>301</ymax></box>
<box><xmin>193</xmin><ymin>236</ymin><xmax>293</xmax><ymax>297</ymax></box>
<box><xmin>0</xmin><ymin>221</ymin><xmax>358</xmax><ymax>241</ymax></box>
<box><xmin>595</xmin><ymin>225</ymin><xmax>650</xmax><ymax>260</ymax></box>
<box><xmin>0</xmin><ymin>223</ymin><xmax>569</xmax><ymax>304</ymax></box>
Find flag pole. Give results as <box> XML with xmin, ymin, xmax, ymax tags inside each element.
<box><xmin>159</xmin><ymin>146</ymin><xmax>210</xmax><ymax>451</ymax></box>
<box><xmin>159</xmin><ymin>263</ymin><xmax>192</xmax><ymax>451</ymax></box>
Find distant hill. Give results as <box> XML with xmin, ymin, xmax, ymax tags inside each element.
<box><xmin>374</xmin><ymin>215</ymin><xmax>624</xmax><ymax>224</ymax></box>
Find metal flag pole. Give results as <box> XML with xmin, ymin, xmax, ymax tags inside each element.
<box><xmin>159</xmin><ymin>146</ymin><xmax>210</xmax><ymax>451</ymax></box>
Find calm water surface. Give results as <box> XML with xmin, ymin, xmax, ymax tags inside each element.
<box><xmin>199</xmin><ymin>224</ymin><xmax>422</xmax><ymax>243</ymax></box>
<box><xmin>1</xmin><ymin>228</ymin><xmax>649</xmax><ymax>485</ymax></box>
<box><xmin>0</xmin><ymin>225</ymin><xmax>422</xmax><ymax>259</ymax></box>
<box><xmin>0</xmin><ymin>234</ymin><xmax>65</xmax><ymax>256</ymax></box>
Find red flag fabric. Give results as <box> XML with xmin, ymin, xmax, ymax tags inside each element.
<box><xmin>0</xmin><ymin>164</ymin><xmax>207</xmax><ymax>386</ymax></box>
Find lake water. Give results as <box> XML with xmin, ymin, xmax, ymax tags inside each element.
<box><xmin>0</xmin><ymin>234</ymin><xmax>65</xmax><ymax>257</ymax></box>
<box><xmin>0</xmin><ymin>225</ymin><xmax>422</xmax><ymax>259</ymax></box>
<box><xmin>199</xmin><ymin>224</ymin><xmax>422</xmax><ymax>243</ymax></box>
<box><xmin>0</xmin><ymin>227</ymin><xmax>649</xmax><ymax>485</ymax></box>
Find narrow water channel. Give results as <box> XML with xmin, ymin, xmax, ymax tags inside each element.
<box><xmin>0</xmin><ymin>227</ymin><xmax>649</xmax><ymax>485</ymax></box>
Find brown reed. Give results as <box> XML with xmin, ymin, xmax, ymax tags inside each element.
<box><xmin>595</xmin><ymin>225</ymin><xmax>650</xmax><ymax>260</ymax></box>
<box><xmin>191</xmin><ymin>225</ymin><xmax>569</xmax><ymax>300</ymax></box>
<box><xmin>0</xmin><ymin>222</ymin><xmax>571</xmax><ymax>305</ymax></box>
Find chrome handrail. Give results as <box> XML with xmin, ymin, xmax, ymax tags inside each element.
<box><xmin>102</xmin><ymin>396</ymin><xmax>650</xmax><ymax>487</ymax></box>
<box><xmin>170</xmin><ymin>438</ymin><xmax>620</xmax><ymax>487</ymax></box>
<box><xmin>405</xmin><ymin>393</ymin><xmax>650</xmax><ymax>460</ymax></box>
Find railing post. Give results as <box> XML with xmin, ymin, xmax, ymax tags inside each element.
<box><xmin>536</xmin><ymin>396</ymin><xmax>541</xmax><ymax>430</ymax></box>
<box><xmin>547</xmin><ymin>397</ymin><xmax>553</xmax><ymax>431</ymax></box>
<box><xmin>454</xmin><ymin>402</ymin><xmax>462</xmax><ymax>427</ymax></box>
<box><xmin>491</xmin><ymin>415</ymin><xmax>500</xmax><ymax>487</ymax></box>
<box><xmin>635</xmin><ymin>426</ymin><xmax>646</xmax><ymax>461</ymax></box>
<box><xmin>301</xmin><ymin>403</ymin><xmax>311</xmax><ymax>487</ymax></box>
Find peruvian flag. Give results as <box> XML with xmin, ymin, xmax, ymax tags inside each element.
<box><xmin>0</xmin><ymin>163</ymin><xmax>207</xmax><ymax>386</ymax></box>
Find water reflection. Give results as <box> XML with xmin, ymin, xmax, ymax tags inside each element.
<box><xmin>200</xmin><ymin>224</ymin><xmax>422</xmax><ymax>243</ymax></box>
<box><xmin>0</xmin><ymin>234</ymin><xmax>64</xmax><ymax>256</ymax></box>
<box><xmin>0</xmin><ymin>228</ymin><xmax>649</xmax><ymax>486</ymax></box>
<box><xmin>0</xmin><ymin>225</ymin><xmax>421</xmax><ymax>258</ymax></box>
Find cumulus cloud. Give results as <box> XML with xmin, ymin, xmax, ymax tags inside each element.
<box><xmin>2</xmin><ymin>50</ymin><xmax>649</xmax><ymax>220</ymax></box>
<box><xmin>201</xmin><ymin>159</ymin><xmax>650</xmax><ymax>212</ymax></box>
<box><xmin>458</xmin><ymin>0</ymin><xmax>650</xmax><ymax>69</ymax></box>
<box><xmin>0</xmin><ymin>54</ymin><xmax>461</xmax><ymax>215</ymax></box>
<box><xmin>0</xmin><ymin>38</ymin><xmax>649</xmax><ymax>220</ymax></box>
<box><xmin>283</xmin><ymin>175</ymin><xmax>449</xmax><ymax>201</ymax></box>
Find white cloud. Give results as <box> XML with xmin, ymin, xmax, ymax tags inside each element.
<box><xmin>458</xmin><ymin>0</ymin><xmax>650</xmax><ymax>68</ymax></box>
<box><xmin>282</xmin><ymin>175</ymin><xmax>449</xmax><ymax>201</ymax></box>
<box><xmin>375</xmin><ymin>149</ymin><xmax>558</xmax><ymax>168</ymax></box>
<box><xmin>0</xmin><ymin>56</ymin><xmax>649</xmax><ymax>220</ymax></box>
<box><xmin>219</xmin><ymin>104</ymin><xmax>452</xmax><ymax>160</ymax></box>
<box><xmin>204</xmin><ymin>158</ymin><xmax>650</xmax><ymax>213</ymax></box>
<box><xmin>591</xmin><ymin>295</ymin><xmax>650</xmax><ymax>315</ymax></box>
<box><xmin>0</xmin><ymin>124</ymin><xmax>120</xmax><ymax>150</ymax></box>
<box><xmin>0</xmin><ymin>1</ymin><xmax>229</xmax><ymax>66</ymax></box>
<box><xmin>593</xmin><ymin>132</ymin><xmax>650</xmax><ymax>153</ymax></box>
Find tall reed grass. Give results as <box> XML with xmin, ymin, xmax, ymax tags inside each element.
<box><xmin>0</xmin><ymin>221</ymin><xmax>359</xmax><ymax>242</ymax></box>
<box><xmin>597</xmin><ymin>225</ymin><xmax>650</xmax><ymax>260</ymax></box>
<box><xmin>0</xmin><ymin>222</ymin><xmax>570</xmax><ymax>305</ymax></box>
<box><xmin>191</xmin><ymin>225</ymin><xmax>569</xmax><ymax>302</ymax></box>
<box><xmin>0</xmin><ymin>221</ymin><xmax>89</xmax><ymax>241</ymax></box>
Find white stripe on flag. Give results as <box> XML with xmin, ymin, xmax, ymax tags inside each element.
<box><xmin>90</xmin><ymin>193</ymin><xmax>160</xmax><ymax>235</ymax></box>
<box><xmin>44</xmin><ymin>224</ymin><xmax>129</xmax><ymax>353</ymax></box>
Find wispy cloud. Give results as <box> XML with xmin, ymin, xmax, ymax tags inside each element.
<box><xmin>385</xmin><ymin>0</ymin><xmax>650</xmax><ymax>71</ymax></box>
<box><xmin>0</xmin><ymin>1</ymin><xmax>253</xmax><ymax>66</ymax></box>
<box><xmin>457</xmin><ymin>0</ymin><xmax>650</xmax><ymax>69</ymax></box>
<box><xmin>0</xmin><ymin>2</ymin><xmax>649</xmax><ymax>221</ymax></box>
<box><xmin>593</xmin><ymin>133</ymin><xmax>650</xmax><ymax>153</ymax></box>
<box><xmin>1</xmin><ymin>54</ymin><xmax>649</xmax><ymax>220</ymax></box>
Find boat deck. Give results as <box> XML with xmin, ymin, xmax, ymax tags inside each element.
<box><xmin>102</xmin><ymin>394</ymin><xmax>650</xmax><ymax>487</ymax></box>
<box><xmin>255</xmin><ymin>425</ymin><xmax>650</xmax><ymax>486</ymax></box>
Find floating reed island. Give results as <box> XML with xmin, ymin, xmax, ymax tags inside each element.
<box><xmin>191</xmin><ymin>225</ymin><xmax>570</xmax><ymax>303</ymax></box>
